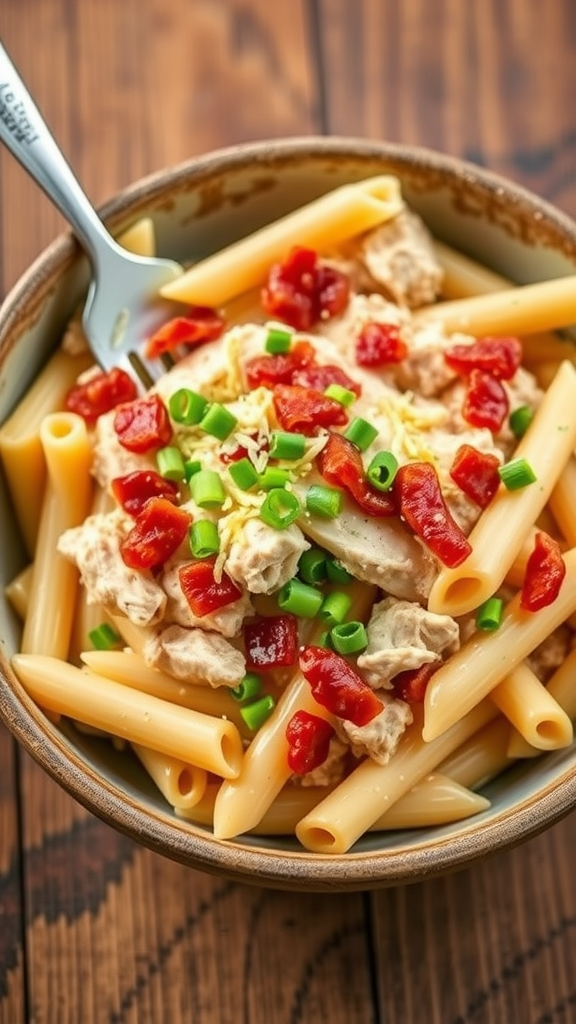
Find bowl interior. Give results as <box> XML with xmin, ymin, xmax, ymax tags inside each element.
<box><xmin>2</xmin><ymin>138</ymin><xmax>576</xmax><ymax>890</ymax></box>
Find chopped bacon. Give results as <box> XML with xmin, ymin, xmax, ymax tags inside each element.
<box><xmin>394</xmin><ymin>462</ymin><xmax>472</xmax><ymax>567</ymax></box>
<box><xmin>113</xmin><ymin>394</ymin><xmax>173</xmax><ymax>453</ymax></box>
<box><xmin>111</xmin><ymin>470</ymin><xmax>179</xmax><ymax>516</ymax></box>
<box><xmin>392</xmin><ymin>663</ymin><xmax>437</xmax><ymax>704</ymax></box>
<box><xmin>445</xmin><ymin>336</ymin><xmax>522</xmax><ymax>380</ymax></box>
<box><xmin>461</xmin><ymin>369</ymin><xmax>509</xmax><ymax>432</ymax></box>
<box><xmin>65</xmin><ymin>367</ymin><xmax>138</xmax><ymax>424</ymax></box>
<box><xmin>292</xmin><ymin>362</ymin><xmax>362</xmax><ymax>397</ymax></box>
<box><xmin>355</xmin><ymin>322</ymin><xmax>408</xmax><ymax>367</ymax></box>
<box><xmin>285</xmin><ymin>711</ymin><xmax>335</xmax><ymax>775</ymax></box>
<box><xmin>144</xmin><ymin>307</ymin><xmax>225</xmax><ymax>359</ymax></box>
<box><xmin>244</xmin><ymin>340</ymin><xmax>315</xmax><ymax>390</ymax></box>
<box><xmin>179</xmin><ymin>559</ymin><xmax>243</xmax><ymax>617</ymax></box>
<box><xmin>243</xmin><ymin>614</ymin><xmax>299</xmax><ymax>669</ymax></box>
<box><xmin>317</xmin><ymin>430</ymin><xmax>396</xmax><ymax>517</ymax></box>
<box><xmin>449</xmin><ymin>444</ymin><xmax>501</xmax><ymax>509</ymax></box>
<box><xmin>520</xmin><ymin>531</ymin><xmax>566</xmax><ymax>612</ymax></box>
<box><xmin>261</xmin><ymin>246</ymin><xmax>350</xmax><ymax>331</ymax></box>
<box><xmin>299</xmin><ymin>646</ymin><xmax>383</xmax><ymax>727</ymax></box>
<box><xmin>120</xmin><ymin>498</ymin><xmax>191</xmax><ymax>570</ymax></box>
<box><xmin>272</xmin><ymin>384</ymin><xmax>348</xmax><ymax>434</ymax></box>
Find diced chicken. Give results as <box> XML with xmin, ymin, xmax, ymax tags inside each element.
<box><xmin>225</xmin><ymin>518</ymin><xmax>310</xmax><ymax>595</ymax></box>
<box><xmin>357</xmin><ymin>596</ymin><xmax>460</xmax><ymax>689</ymax></box>
<box><xmin>152</xmin><ymin>330</ymin><xmax>240</xmax><ymax>404</ymax></box>
<box><xmin>58</xmin><ymin>510</ymin><xmax>166</xmax><ymax>627</ymax></box>
<box><xmin>335</xmin><ymin>693</ymin><xmax>413</xmax><ymax>765</ymax></box>
<box><xmin>294</xmin><ymin>736</ymin><xmax>349</xmax><ymax>788</ymax></box>
<box><xmin>394</xmin><ymin>323</ymin><xmax>467</xmax><ymax>397</ymax></box>
<box><xmin>160</xmin><ymin>559</ymin><xmax>252</xmax><ymax>637</ymax></box>
<box><xmin>319</xmin><ymin>292</ymin><xmax>412</xmax><ymax>372</ymax></box>
<box><xmin>358</xmin><ymin>209</ymin><xmax>444</xmax><ymax>309</ymax></box>
<box><xmin>92</xmin><ymin>410</ymin><xmax>154</xmax><ymax>490</ymax></box>
<box><xmin>143</xmin><ymin>624</ymin><xmax>245</xmax><ymax>688</ymax></box>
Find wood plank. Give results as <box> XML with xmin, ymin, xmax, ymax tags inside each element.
<box><xmin>371</xmin><ymin>814</ymin><xmax>576</xmax><ymax>1023</ymax></box>
<box><xmin>317</xmin><ymin>0</ymin><xmax>576</xmax><ymax>217</ymax></box>
<box><xmin>0</xmin><ymin>730</ymin><xmax>25</xmax><ymax>1024</ymax></box>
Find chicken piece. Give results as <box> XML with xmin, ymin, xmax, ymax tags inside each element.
<box><xmin>58</xmin><ymin>510</ymin><xmax>166</xmax><ymax>627</ymax></box>
<box><xmin>225</xmin><ymin>518</ymin><xmax>310</xmax><ymax>595</ymax></box>
<box><xmin>357</xmin><ymin>596</ymin><xmax>460</xmax><ymax>689</ymax></box>
<box><xmin>394</xmin><ymin>323</ymin><xmax>466</xmax><ymax>397</ymax></box>
<box><xmin>143</xmin><ymin>624</ymin><xmax>245</xmax><ymax>688</ymax></box>
<box><xmin>359</xmin><ymin>209</ymin><xmax>444</xmax><ymax>309</ymax></box>
<box><xmin>160</xmin><ymin>559</ymin><xmax>252</xmax><ymax>637</ymax></box>
<box><xmin>335</xmin><ymin>692</ymin><xmax>413</xmax><ymax>765</ymax></box>
<box><xmin>294</xmin><ymin>736</ymin><xmax>349</xmax><ymax>788</ymax></box>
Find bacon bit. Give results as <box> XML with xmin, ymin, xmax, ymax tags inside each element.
<box><xmin>244</xmin><ymin>614</ymin><xmax>299</xmax><ymax>669</ymax></box>
<box><xmin>144</xmin><ymin>307</ymin><xmax>225</xmax><ymax>359</ymax></box>
<box><xmin>449</xmin><ymin>444</ymin><xmax>502</xmax><ymax>509</ymax></box>
<box><xmin>272</xmin><ymin>384</ymin><xmax>348</xmax><ymax>434</ymax></box>
<box><xmin>394</xmin><ymin>462</ymin><xmax>472</xmax><ymax>567</ymax></box>
<box><xmin>261</xmin><ymin>246</ymin><xmax>350</xmax><ymax>331</ymax></box>
<box><xmin>317</xmin><ymin>430</ymin><xmax>396</xmax><ymax>517</ymax></box>
<box><xmin>445</xmin><ymin>336</ymin><xmax>522</xmax><ymax>380</ymax></box>
<box><xmin>120</xmin><ymin>498</ymin><xmax>191</xmax><ymax>570</ymax></box>
<box><xmin>179</xmin><ymin>559</ymin><xmax>243</xmax><ymax>617</ymax></box>
<box><xmin>65</xmin><ymin>367</ymin><xmax>138</xmax><ymax>424</ymax></box>
<box><xmin>461</xmin><ymin>369</ymin><xmax>509</xmax><ymax>432</ymax></box>
<box><xmin>299</xmin><ymin>646</ymin><xmax>383</xmax><ymax>726</ymax></box>
<box><xmin>244</xmin><ymin>340</ymin><xmax>315</xmax><ymax>390</ymax></box>
<box><xmin>292</xmin><ymin>362</ymin><xmax>362</xmax><ymax>397</ymax></box>
<box><xmin>355</xmin><ymin>321</ymin><xmax>408</xmax><ymax>367</ymax></box>
<box><xmin>111</xmin><ymin>470</ymin><xmax>179</xmax><ymax>517</ymax></box>
<box><xmin>285</xmin><ymin>711</ymin><xmax>335</xmax><ymax>774</ymax></box>
<box><xmin>392</xmin><ymin>663</ymin><xmax>437</xmax><ymax>704</ymax></box>
<box><xmin>113</xmin><ymin>394</ymin><xmax>173</xmax><ymax>453</ymax></box>
<box><xmin>520</xmin><ymin>531</ymin><xmax>566</xmax><ymax>612</ymax></box>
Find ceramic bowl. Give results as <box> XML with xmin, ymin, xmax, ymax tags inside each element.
<box><xmin>2</xmin><ymin>138</ymin><xmax>576</xmax><ymax>891</ymax></box>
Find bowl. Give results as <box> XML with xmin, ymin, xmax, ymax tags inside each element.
<box><xmin>2</xmin><ymin>137</ymin><xmax>576</xmax><ymax>892</ymax></box>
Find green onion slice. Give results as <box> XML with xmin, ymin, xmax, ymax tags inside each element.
<box><xmin>326</xmin><ymin>558</ymin><xmax>353</xmax><ymax>585</ymax></box>
<box><xmin>509</xmin><ymin>405</ymin><xmax>534</xmax><ymax>439</ymax></box>
<box><xmin>199</xmin><ymin>402</ymin><xmax>238</xmax><ymax>440</ymax></box>
<box><xmin>343</xmin><ymin>416</ymin><xmax>379</xmax><ymax>452</ymax></box>
<box><xmin>168</xmin><ymin>388</ymin><xmax>208</xmax><ymax>425</ymax></box>
<box><xmin>305</xmin><ymin>483</ymin><xmax>343</xmax><ymax>518</ymax></box>
<box><xmin>156</xmin><ymin>445</ymin><xmax>186</xmax><ymax>481</ymax></box>
<box><xmin>240</xmin><ymin>695</ymin><xmax>276</xmax><ymax>731</ymax></box>
<box><xmin>475</xmin><ymin>596</ymin><xmax>504</xmax><ymax>631</ymax></box>
<box><xmin>184</xmin><ymin>459</ymin><xmax>202</xmax><ymax>482</ymax></box>
<box><xmin>259</xmin><ymin>488</ymin><xmax>300</xmax><ymax>530</ymax></box>
<box><xmin>189</xmin><ymin>468</ymin><xmax>226</xmax><ymax>508</ymax></box>
<box><xmin>88</xmin><ymin>622</ymin><xmax>122</xmax><ymax>651</ymax></box>
<box><xmin>298</xmin><ymin>547</ymin><xmax>328</xmax><ymax>586</ymax></box>
<box><xmin>319</xmin><ymin>590</ymin><xmax>353</xmax><ymax>627</ymax></box>
<box><xmin>366</xmin><ymin>450</ymin><xmax>399</xmax><ymax>491</ymax></box>
<box><xmin>498</xmin><ymin>457</ymin><xmax>537</xmax><ymax>491</ymax></box>
<box><xmin>323</xmin><ymin>383</ymin><xmax>356</xmax><ymax>407</ymax></box>
<box><xmin>259</xmin><ymin>467</ymin><xmax>290</xmax><ymax>491</ymax></box>
<box><xmin>189</xmin><ymin>519</ymin><xmax>220</xmax><ymax>558</ymax></box>
<box><xmin>228</xmin><ymin>457</ymin><xmax>259</xmax><ymax>490</ymax></box>
<box><xmin>277</xmin><ymin>577</ymin><xmax>324</xmax><ymax>618</ymax></box>
<box><xmin>330</xmin><ymin>621</ymin><xmax>368</xmax><ymax>654</ymax></box>
<box><xmin>269</xmin><ymin>430</ymin><xmax>307</xmax><ymax>461</ymax></box>
<box><xmin>230</xmin><ymin>673</ymin><xmax>263</xmax><ymax>703</ymax></box>
<box><xmin>265</xmin><ymin>326</ymin><xmax>293</xmax><ymax>353</ymax></box>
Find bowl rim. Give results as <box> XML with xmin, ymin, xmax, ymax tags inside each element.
<box><xmin>2</xmin><ymin>135</ymin><xmax>576</xmax><ymax>890</ymax></box>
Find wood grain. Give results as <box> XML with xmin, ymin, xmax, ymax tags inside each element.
<box><xmin>0</xmin><ymin>733</ymin><xmax>25</xmax><ymax>1024</ymax></box>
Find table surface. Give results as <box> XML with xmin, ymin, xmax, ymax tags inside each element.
<box><xmin>1</xmin><ymin>2</ymin><xmax>576</xmax><ymax>1022</ymax></box>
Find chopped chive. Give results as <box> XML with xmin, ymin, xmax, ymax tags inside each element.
<box><xmin>319</xmin><ymin>590</ymin><xmax>353</xmax><ymax>627</ymax></box>
<box><xmin>326</xmin><ymin>558</ymin><xmax>353</xmax><ymax>585</ymax></box>
<box><xmin>324</xmin><ymin>383</ymin><xmax>357</xmax><ymax>407</ymax></box>
<box><xmin>476</xmin><ymin>596</ymin><xmax>504</xmax><ymax>631</ymax></box>
<box><xmin>259</xmin><ymin>488</ymin><xmax>300</xmax><ymax>530</ymax></box>
<box><xmin>269</xmin><ymin>430</ymin><xmax>307</xmax><ymax>461</ymax></box>
<box><xmin>343</xmin><ymin>416</ymin><xmax>379</xmax><ymax>451</ymax></box>
<box><xmin>228</xmin><ymin>457</ymin><xmax>259</xmax><ymax>490</ymax></box>
<box><xmin>259</xmin><ymin>466</ymin><xmax>290</xmax><ymax>491</ymax></box>
<box><xmin>199</xmin><ymin>402</ymin><xmax>238</xmax><ymax>440</ymax></box>
<box><xmin>277</xmin><ymin>577</ymin><xmax>324</xmax><ymax>618</ymax></box>
<box><xmin>168</xmin><ymin>387</ymin><xmax>208</xmax><ymax>425</ymax></box>
<box><xmin>498</xmin><ymin>457</ymin><xmax>537</xmax><ymax>491</ymax></box>
<box><xmin>305</xmin><ymin>483</ymin><xmax>343</xmax><ymax>518</ymax></box>
<box><xmin>189</xmin><ymin>519</ymin><xmax>220</xmax><ymax>558</ymax></box>
<box><xmin>330</xmin><ymin>621</ymin><xmax>368</xmax><ymax>654</ymax></box>
<box><xmin>88</xmin><ymin>622</ymin><xmax>122</xmax><ymax>651</ymax></box>
<box><xmin>509</xmin><ymin>405</ymin><xmax>534</xmax><ymax>439</ymax></box>
<box><xmin>240</xmin><ymin>694</ymin><xmax>276</xmax><ymax>731</ymax></box>
<box><xmin>184</xmin><ymin>459</ymin><xmax>202</xmax><ymax>482</ymax></box>
<box><xmin>265</xmin><ymin>326</ymin><xmax>293</xmax><ymax>353</ymax></box>
<box><xmin>298</xmin><ymin>547</ymin><xmax>328</xmax><ymax>586</ymax></box>
<box><xmin>230</xmin><ymin>672</ymin><xmax>263</xmax><ymax>703</ymax></box>
<box><xmin>189</xmin><ymin>468</ymin><xmax>226</xmax><ymax>508</ymax></box>
<box><xmin>318</xmin><ymin>629</ymin><xmax>334</xmax><ymax>649</ymax></box>
<box><xmin>156</xmin><ymin>445</ymin><xmax>186</xmax><ymax>481</ymax></box>
<box><xmin>366</xmin><ymin>450</ymin><xmax>399</xmax><ymax>491</ymax></box>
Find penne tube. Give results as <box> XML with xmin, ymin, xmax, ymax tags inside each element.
<box><xmin>549</xmin><ymin>457</ymin><xmax>576</xmax><ymax>548</ymax></box>
<box><xmin>4</xmin><ymin>564</ymin><xmax>33</xmax><ymax>620</ymax></box>
<box><xmin>11</xmin><ymin>654</ymin><xmax>244</xmax><ymax>779</ymax></box>
<box><xmin>159</xmin><ymin>177</ymin><xmax>403</xmax><ymax>307</ymax></box>
<box><xmin>424</xmin><ymin>546</ymin><xmax>576</xmax><ymax>742</ymax></box>
<box><xmin>507</xmin><ymin>646</ymin><xmax>576</xmax><ymax>758</ymax></box>
<box><xmin>414</xmin><ymin>274</ymin><xmax>576</xmax><ymax>337</ymax></box>
<box><xmin>295</xmin><ymin>702</ymin><xmax>498</xmax><ymax>854</ymax></box>
<box><xmin>213</xmin><ymin>581</ymin><xmax>376</xmax><ymax>839</ymax></box>
<box><xmin>438</xmin><ymin>717</ymin><xmax>513</xmax><ymax>790</ymax></box>
<box><xmin>433</xmin><ymin>239</ymin><xmax>511</xmax><ymax>299</ymax></box>
<box><xmin>428</xmin><ymin>360</ymin><xmax>576</xmax><ymax>617</ymax></box>
<box><xmin>490</xmin><ymin>663</ymin><xmax>573</xmax><ymax>751</ymax></box>
<box><xmin>79</xmin><ymin>649</ymin><xmax>247</xmax><ymax>733</ymax></box>
<box><xmin>21</xmin><ymin>413</ymin><xmax>93</xmax><ymax>659</ymax></box>
<box><xmin>179</xmin><ymin>773</ymin><xmax>489</xmax><ymax>835</ymax></box>
<box><xmin>131</xmin><ymin>743</ymin><xmax>208</xmax><ymax>810</ymax></box>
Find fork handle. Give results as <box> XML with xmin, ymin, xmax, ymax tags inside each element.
<box><xmin>0</xmin><ymin>40</ymin><xmax>122</xmax><ymax>269</ymax></box>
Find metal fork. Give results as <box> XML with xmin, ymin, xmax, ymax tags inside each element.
<box><xmin>0</xmin><ymin>40</ymin><xmax>184</xmax><ymax>391</ymax></box>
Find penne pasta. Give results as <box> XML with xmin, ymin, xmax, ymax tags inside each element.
<box><xmin>507</xmin><ymin>646</ymin><xmax>576</xmax><ymax>758</ymax></box>
<box><xmin>4</xmin><ymin>564</ymin><xmax>33</xmax><ymax>621</ymax></box>
<box><xmin>439</xmin><ymin>717</ymin><xmax>513</xmax><ymax>790</ymax></box>
<box><xmin>131</xmin><ymin>743</ymin><xmax>208</xmax><ymax>810</ymax></box>
<box><xmin>490</xmin><ymin>663</ymin><xmax>573</xmax><ymax>751</ymax></box>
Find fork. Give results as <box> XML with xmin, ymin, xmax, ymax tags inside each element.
<box><xmin>0</xmin><ymin>40</ymin><xmax>184</xmax><ymax>391</ymax></box>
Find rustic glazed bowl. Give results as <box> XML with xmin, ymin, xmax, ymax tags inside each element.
<box><xmin>2</xmin><ymin>138</ymin><xmax>576</xmax><ymax>892</ymax></box>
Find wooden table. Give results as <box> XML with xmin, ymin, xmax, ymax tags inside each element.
<box><xmin>1</xmin><ymin>2</ymin><xmax>576</xmax><ymax>1021</ymax></box>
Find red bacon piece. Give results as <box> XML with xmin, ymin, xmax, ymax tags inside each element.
<box><xmin>120</xmin><ymin>497</ymin><xmax>191</xmax><ymax>570</ymax></box>
<box><xmin>355</xmin><ymin>321</ymin><xmax>407</xmax><ymax>367</ymax></box>
<box><xmin>65</xmin><ymin>367</ymin><xmax>138</xmax><ymax>425</ymax></box>
<box><xmin>299</xmin><ymin>646</ymin><xmax>383</xmax><ymax>727</ymax></box>
<box><xmin>317</xmin><ymin>430</ymin><xmax>396</xmax><ymax>517</ymax></box>
<box><xmin>179</xmin><ymin>559</ymin><xmax>243</xmax><ymax>617</ymax></box>
<box><xmin>445</xmin><ymin>336</ymin><xmax>522</xmax><ymax>380</ymax></box>
<box><xmin>449</xmin><ymin>444</ymin><xmax>501</xmax><ymax>509</ymax></box>
<box><xmin>394</xmin><ymin>462</ymin><xmax>472</xmax><ymax>567</ymax></box>
<box><xmin>520</xmin><ymin>531</ymin><xmax>566</xmax><ymax>612</ymax></box>
<box><xmin>461</xmin><ymin>369</ymin><xmax>509</xmax><ymax>432</ymax></box>
<box><xmin>111</xmin><ymin>470</ymin><xmax>179</xmax><ymax>517</ymax></box>
<box><xmin>272</xmin><ymin>384</ymin><xmax>348</xmax><ymax>434</ymax></box>
<box><xmin>261</xmin><ymin>246</ymin><xmax>350</xmax><ymax>331</ymax></box>
<box><xmin>113</xmin><ymin>394</ymin><xmax>173</xmax><ymax>453</ymax></box>
<box><xmin>243</xmin><ymin>614</ymin><xmax>299</xmax><ymax>670</ymax></box>
<box><xmin>144</xmin><ymin>307</ymin><xmax>225</xmax><ymax>359</ymax></box>
<box><xmin>285</xmin><ymin>711</ymin><xmax>335</xmax><ymax>775</ymax></box>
